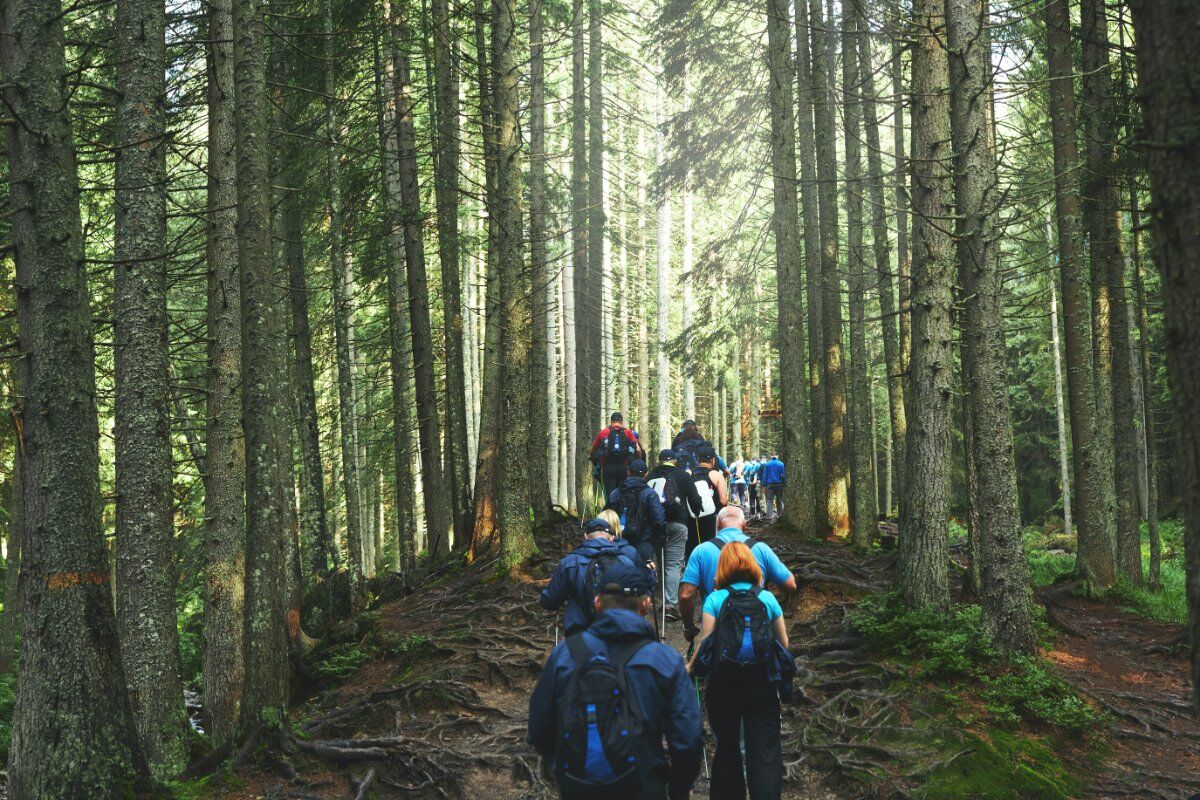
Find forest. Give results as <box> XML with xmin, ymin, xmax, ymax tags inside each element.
<box><xmin>0</xmin><ymin>0</ymin><xmax>1198</xmax><ymax>794</ymax></box>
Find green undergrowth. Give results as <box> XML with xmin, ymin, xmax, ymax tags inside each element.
<box><xmin>850</xmin><ymin>592</ymin><xmax>1101</xmax><ymax>798</ymax></box>
<box><xmin>854</xmin><ymin>592</ymin><xmax>1102</xmax><ymax>732</ymax></box>
<box><xmin>1025</xmin><ymin>519</ymin><xmax>1187</xmax><ymax>625</ymax></box>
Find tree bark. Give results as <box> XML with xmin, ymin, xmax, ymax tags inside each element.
<box><xmin>655</xmin><ymin>68</ymin><xmax>672</xmax><ymax>452</ymax></box>
<box><xmin>843</xmin><ymin>0</ymin><xmax>877</xmax><ymax>547</ymax></box>
<box><xmin>493</xmin><ymin>0</ymin><xmax>535</xmax><ymax>568</ymax></box>
<box><xmin>765</xmin><ymin>0</ymin><xmax>816</xmax><ymax>537</ymax></box>
<box><xmin>809</xmin><ymin>0</ymin><xmax>849</xmax><ymax>537</ymax></box>
<box><xmin>0</xmin><ymin>0</ymin><xmax>149</xmax><ymax>787</ymax></box>
<box><xmin>898</xmin><ymin>0</ymin><xmax>953</xmax><ymax>612</ymax></box>
<box><xmin>112</xmin><ymin>0</ymin><xmax>188</xmax><ymax>775</ymax></box>
<box><xmin>431</xmin><ymin>0</ymin><xmax>472</xmax><ymax>546</ymax></box>
<box><xmin>1044</xmin><ymin>0</ymin><xmax>1117</xmax><ymax>589</ymax></box>
<box><xmin>529</xmin><ymin>0</ymin><xmax>552</xmax><ymax>525</ymax></box>
<box><xmin>1126</xmin><ymin>0</ymin><xmax>1200</xmax><ymax>712</ymax></box>
<box><xmin>1128</xmin><ymin>185</ymin><xmax>1159</xmax><ymax>589</ymax></box>
<box><xmin>860</xmin><ymin>19</ymin><xmax>905</xmax><ymax>519</ymax></box>
<box><xmin>236</xmin><ymin>0</ymin><xmax>292</xmax><ymax>733</ymax></box>
<box><xmin>1080</xmin><ymin>0</ymin><xmax>1141</xmax><ymax>585</ymax></box>
<box><xmin>946</xmin><ymin>0</ymin><xmax>1033</xmax><ymax>651</ymax></box>
<box><xmin>203</xmin><ymin>0</ymin><xmax>248</xmax><ymax>743</ymax></box>
<box><xmin>1046</xmin><ymin>212</ymin><xmax>1072</xmax><ymax>538</ymax></box>
<box><xmin>392</xmin><ymin>20</ymin><xmax>452</xmax><ymax>559</ymax></box>
<box><xmin>323</xmin><ymin>0</ymin><xmax>366</xmax><ymax>609</ymax></box>
<box><xmin>586</xmin><ymin>0</ymin><xmax>606</xmax><ymax>483</ymax></box>
<box><xmin>571</xmin><ymin>0</ymin><xmax>594</xmax><ymax>510</ymax></box>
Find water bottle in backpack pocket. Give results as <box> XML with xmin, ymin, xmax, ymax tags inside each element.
<box><xmin>712</xmin><ymin>587</ymin><xmax>772</xmax><ymax>674</ymax></box>
<box><xmin>603</xmin><ymin>427</ymin><xmax>635</xmax><ymax>463</ymax></box>
<box><xmin>554</xmin><ymin>636</ymin><xmax>660</xmax><ymax>797</ymax></box>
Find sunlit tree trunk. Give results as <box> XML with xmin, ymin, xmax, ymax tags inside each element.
<box><xmin>529</xmin><ymin>0</ymin><xmax>553</xmax><ymax>523</ymax></box>
<box><xmin>655</xmin><ymin>67</ymin><xmax>672</xmax><ymax>452</ymax></box>
<box><xmin>571</xmin><ymin>0</ymin><xmax>594</xmax><ymax>510</ymax></box>
<box><xmin>1044</xmin><ymin>0</ymin><xmax>1117</xmax><ymax>589</ymax></box>
<box><xmin>1046</xmin><ymin>211</ymin><xmax>1072</xmax><ymax>538</ymax></box>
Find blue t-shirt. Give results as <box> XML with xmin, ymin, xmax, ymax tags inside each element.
<box><xmin>702</xmin><ymin>582</ymin><xmax>783</xmax><ymax>621</ymax></box>
<box><xmin>681</xmin><ymin>528</ymin><xmax>794</xmax><ymax>598</ymax></box>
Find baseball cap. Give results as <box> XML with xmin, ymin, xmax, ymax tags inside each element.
<box><xmin>598</xmin><ymin>560</ymin><xmax>653</xmax><ymax>597</ymax></box>
<box><xmin>629</xmin><ymin>458</ymin><xmax>648</xmax><ymax>475</ymax></box>
<box><xmin>584</xmin><ymin>518</ymin><xmax>613</xmax><ymax>534</ymax></box>
<box><xmin>697</xmin><ymin>445</ymin><xmax>717</xmax><ymax>461</ymax></box>
<box><xmin>658</xmin><ymin>448</ymin><xmax>676</xmax><ymax>462</ymax></box>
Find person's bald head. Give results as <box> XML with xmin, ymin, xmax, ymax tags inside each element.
<box><xmin>717</xmin><ymin>505</ymin><xmax>746</xmax><ymax>531</ymax></box>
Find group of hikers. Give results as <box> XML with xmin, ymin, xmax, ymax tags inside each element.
<box><xmin>529</xmin><ymin>413</ymin><xmax>798</xmax><ymax>800</ymax></box>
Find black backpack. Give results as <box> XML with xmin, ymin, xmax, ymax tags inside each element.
<box><xmin>615</xmin><ymin>487</ymin><xmax>646</xmax><ymax>542</ymax></box>
<box><xmin>603</xmin><ymin>427</ymin><xmax>635</xmax><ymax>463</ymax></box>
<box><xmin>554</xmin><ymin>635</ymin><xmax>659</xmax><ymax>796</ymax></box>
<box><xmin>712</xmin><ymin>587</ymin><xmax>773</xmax><ymax>672</ymax></box>
<box><xmin>581</xmin><ymin>550</ymin><xmax>625</xmax><ymax>623</ymax></box>
<box><xmin>717</xmin><ymin>536</ymin><xmax>758</xmax><ymax>553</ymax></box>
<box><xmin>676</xmin><ymin>439</ymin><xmax>706</xmax><ymax>473</ymax></box>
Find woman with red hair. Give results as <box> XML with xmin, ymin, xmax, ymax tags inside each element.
<box><xmin>687</xmin><ymin>540</ymin><xmax>788</xmax><ymax>799</ymax></box>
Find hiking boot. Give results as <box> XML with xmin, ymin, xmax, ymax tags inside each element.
<box><xmin>664</xmin><ymin>606</ymin><xmax>680</xmax><ymax>621</ymax></box>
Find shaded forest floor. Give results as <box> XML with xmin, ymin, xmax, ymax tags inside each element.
<box><xmin>184</xmin><ymin>520</ymin><xmax>1200</xmax><ymax>800</ymax></box>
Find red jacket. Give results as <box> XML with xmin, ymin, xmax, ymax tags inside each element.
<box><xmin>590</xmin><ymin>425</ymin><xmax>641</xmax><ymax>464</ymax></box>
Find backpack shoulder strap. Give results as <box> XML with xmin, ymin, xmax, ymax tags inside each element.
<box><xmin>565</xmin><ymin>634</ymin><xmax>594</xmax><ymax>668</ymax></box>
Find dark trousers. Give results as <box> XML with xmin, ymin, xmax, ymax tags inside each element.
<box><xmin>706</xmin><ymin>674</ymin><xmax>783</xmax><ymax>800</ymax></box>
<box><xmin>601</xmin><ymin>461</ymin><xmax>628</xmax><ymax>502</ymax></box>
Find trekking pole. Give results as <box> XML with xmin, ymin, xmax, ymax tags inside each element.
<box><xmin>685</xmin><ymin>639</ymin><xmax>710</xmax><ymax>781</ymax></box>
<box><xmin>649</xmin><ymin>573</ymin><xmax>662</xmax><ymax>641</ymax></box>
<box><xmin>660</xmin><ymin>547</ymin><xmax>667</xmax><ymax>636</ymax></box>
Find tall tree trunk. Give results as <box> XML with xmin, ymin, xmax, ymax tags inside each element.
<box><xmin>946</xmin><ymin>0</ymin><xmax>1033</xmax><ymax>651</ymax></box>
<box><xmin>1128</xmin><ymin>186</ymin><xmax>1160</xmax><ymax>588</ymax></box>
<box><xmin>529</xmin><ymin>0</ymin><xmax>552</xmax><ymax>524</ymax></box>
<box><xmin>392</xmin><ymin>21</ymin><xmax>452</xmax><ymax>558</ymax></box>
<box><xmin>636</xmin><ymin>123</ymin><xmax>651</xmax><ymax>445</ymax></box>
<box><xmin>493</xmin><ymin>0</ymin><xmax>534</xmax><ymax>568</ymax></box>
<box><xmin>1</xmin><ymin>0</ymin><xmax>149</xmax><ymax>786</ymax></box>
<box><xmin>203</xmin><ymin>0</ymin><xmax>247</xmax><ymax>742</ymax></box>
<box><xmin>1046</xmin><ymin>211</ymin><xmax>1073</xmax><ymax>537</ymax></box>
<box><xmin>682</xmin><ymin>166</ymin><xmax>696</xmax><ymax>421</ymax></box>
<box><xmin>860</xmin><ymin>18</ymin><xmax>905</xmax><ymax>518</ymax></box>
<box><xmin>432</xmin><ymin>0</ymin><xmax>472</xmax><ymax>546</ymax></box>
<box><xmin>892</xmin><ymin>31</ymin><xmax>912</xmax><ymax>394</ymax></box>
<box><xmin>898</xmin><ymin>0</ymin><xmax>954</xmax><ymax>611</ymax></box>
<box><xmin>1044</xmin><ymin>0</ymin><xmax>1117</xmax><ymax>589</ymax></box>
<box><xmin>1126</xmin><ymin>0</ymin><xmax>1200</xmax><ymax>711</ymax></box>
<box><xmin>236</xmin><ymin>0</ymin><xmax>293</xmax><ymax>735</ymax></box>
<box><xmin>843</xmin><ymin>0</ymin><xmax>877</xmax><ymax>546</ymax></box>
<box><xmin>323</xmin><ymin>0</ymin><xmax>365</xmax><ymax>608</ymax></box>
<box><xmin>765</xmin><ymin>0</ymin><xmax>816</xmax><ymax>536</ymax></box>
<box><xmin>1081</xmin><ymin>0</ymin><xmax>1140</xmax><ymax>585</ymax></box>
<box><xmin>809</xmin><ymin>0</ymin><xmax>849</xmax><ymax>536</ymax></box>
<box><xmin>571</xmin><ymin>0</ymin><xmax>594</xmax><ymax>509</ymax></box>
<box><xmin>655</xmin><ymin>67</ymin><xmax>672</xmax><ymax>452</ymax></box>
<box><xmin>795</xmin><ymin>0</ymin><xmax>825</xmax><ymax>511</ymax></box>
<box><xmin>586</xmin><ymin>0</ymin><xmax>606</xmax><ymax>464</ymax></box>
<box><xmin>377</xmin><ymin>0</ymin><xmax>419</xmax><ymax>570</ymax></box>
<box><xmin>113</xmin><ymin>0</ymin><xmax>187</xmax><ymax>775</ymax></box>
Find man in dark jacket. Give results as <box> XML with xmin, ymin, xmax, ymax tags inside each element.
<box><xmin>607</xmin><ymin>459</ymin><xmax>668</xmax><ymax>564</ymax></box>
<box><xmin>647</xmin><ymin>450</ymin><xmax>704</xmax><ymax>619</ymax></box>
<box><xmin>528</xmin><ymin>561</ymin><xmax>703</xmax><ymax>800</ymax></box>
<box><xmin>540</xmin><ymin>518</ymin><xmax>647</xmax><ymax>635</ymax></box>
<box><xmin>590</xmin><ymin>411</ymin><xmax>644</xmax><ymax>499</ymax></box>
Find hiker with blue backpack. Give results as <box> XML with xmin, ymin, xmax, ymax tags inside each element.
<box><xmin>590</xmin><ymin>412</ymin><xmax>644</xmax><ymax>500</ymax></box>
<box><xmin>685</xmin><ymin>540</ymin><xmax>790</xmax><ymax>800</ymax></box>
<box><xmin>541</xmin><ymin>518</ymin><xmax>650</xmax><ymax>636</ymax></box>
<box><xmin>528</xmin><ymin>560</ymin><xmax>703</xmax><ymax>800</ymax></box>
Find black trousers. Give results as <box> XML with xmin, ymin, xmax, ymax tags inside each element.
<box><xmin>705</xmin><ymin>674</ymin><xmax>783</xmax><ymax>800</ymax></box>
<box><xmin>601</xmin><ymin>461</ymin><xmax>628</xmax><ymax>502</ymax></box>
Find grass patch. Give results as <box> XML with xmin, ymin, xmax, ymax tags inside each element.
<box><xmin>314</xmin><ymin>641</ymin><xmax>376</xmax><ymax>681</ymax></box>
<box><xmin>852</xmin><ymin>592</ymin><xmax>1103</xmax><ymax>732</ymax></box>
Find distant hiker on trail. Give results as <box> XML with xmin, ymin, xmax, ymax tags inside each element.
<box><xmin>685</xmin><ymin>541</ymin><xmax>789</xmax><ymax>800</ymax></box>
<box><xmin>729</xmin><ymin>457</ymin><xmax>749</xmax><ymax>508</ymax></box>
<box><xmin>691</xmin><ymin>446</ymin><xmax>728</xmax><ymax>548</ymax></box>
<box><xmin>760</xmin><ymin>453</ymin><xmax>785</xmax><ymax>521</ymax></box>
<box><xmin>678</xmin><ymin>506</ymin><xmax>796</xmax><ymax>646</ymax></box>
<box><xmin>541</xmin><ymin>517</ymin><xmax>648</xmax><ymax>636</ymax></box>
<box><xmin>607</xmin><ymin>459</ymin><xmax>667</xmax><ymax>566</ymax></box>
<box><xmin>528</xmin><ymin>560</ymin><xmax>704</xmax><ymax>800</ymax></box>
<box><xmin>671</xmin><ymin>419</ymin><xmax>703</xmax><ymax>451</ymax></box>
<box><xmin>647</xmin><ymin>449</ymin><xmax>705</xmax><ymax>621</ymax></box>
<box><xmin>590</xmin><ymin>412</ymin><xmax>643</xmax><ymax>499</ymax></box>
<box><xmin>745</xmin><ymin>458</ymin><xmax>762</xmax><ymax>516</ymax></box>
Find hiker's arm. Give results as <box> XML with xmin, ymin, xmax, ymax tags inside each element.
<box><xmin>773</xmin><ymin>615</ymin><xmax>790</xmax><ymax>650</ymax></box>
<box><xmin>665</xmin><ymin>665</ymin><xmax>703</xmax><ymax>800</ymax></box>
<box><xmin>526</xmin><ymin>655</ymin><xmax>559</xmax><ymax>756</ymax></box>
<box><xmin>712</xmin><ymin>472</ymin><xmax>729</xmax><ymax>506</ymax></box>
<box><xmin>540</xmin><ymin>565</ymin><xmax>568</xmax><ymax>611</ymax></box>
<box><xmin>763</xmin><ymin>549</ymin><xmax>797</xmax><ymax>594</ymax></box>
<box><xmin>686</xmin><ymin>612</ymin><xmax>716</xmax><ymax>670</ymax></box>
<box><xmin>678</xmin><ymin>582</ymin><xmax>700</xmax><ymax>640</ymax></box>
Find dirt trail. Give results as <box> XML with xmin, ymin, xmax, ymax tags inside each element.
<box><xmin>207</xmin><ymin>523</ymin><xmax>1200</xmax><ymax>799</ymax></box>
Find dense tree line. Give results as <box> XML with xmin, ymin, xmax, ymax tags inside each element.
<box><xmin>0</xmin><ymin>0</ymin><xmax>1197</xmax><ymax>791</ymax></box>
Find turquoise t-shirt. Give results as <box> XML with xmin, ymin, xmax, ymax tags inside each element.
<box><xmin>702</xmin><ymin>581</ymin><xmax>783</xmax><ymax>621</ymax></box>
